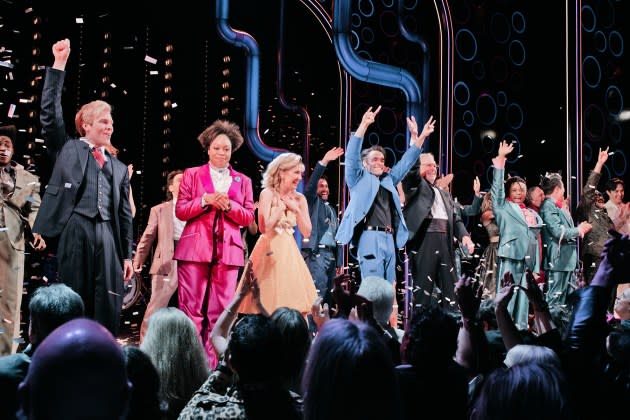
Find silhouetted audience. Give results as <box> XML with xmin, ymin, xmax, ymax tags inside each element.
<box><xmin>141</xmin><ymin>307</ymin><xmax>208</xmax><ymax>419</ymax></box>
<box><xmin>302</xmin><ymin>318</ymin><xmax>401</xmax><ymax>420</ymax></box>
<box><xmin>17</xmin><ymin>318</ymin><xmax>130</xmax><ymax>420</ymax></box>
<box><xmin>396</xmin><ymin>305</ymin><xmax>468</xmax><ymax>420</ymax></box>
<box><xmin>470</xmin><ymin>361</ymin><xmax>572</xmax><ymax>420</ymax></box>
<box><xmin>123</xmin><ymin>345</ymin><xmax>165</xmax><ymax>420</ymax></box>
<box><xmin>0</xmin><ymin>283</ymin><xmax>84</xmax><ymax>420</ymax></box>
<box><xmin>179</xmin><ymin>314</ymin><xmax>302</xmax><ymax>420</ymax></box>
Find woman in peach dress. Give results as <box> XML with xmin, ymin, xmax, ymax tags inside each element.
<box><xmin>238</xmin><ymin>153</ymin><xmax>318</xmax><ymax>315</ymax></box>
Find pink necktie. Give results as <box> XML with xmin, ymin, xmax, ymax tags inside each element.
<box><xmin>92</xmin><ymin>147</ymin><xmax>105</xmax><ymax>168</ymax></box>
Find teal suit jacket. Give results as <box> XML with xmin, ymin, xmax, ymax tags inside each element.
<box><xmin>491</xmin><ymin>166</ymin><xmax>542</xmax><ymax>261</ymax></box>
<box><xmin>540</xmin><ymin>197</ymin><xmax>579</xmax><ymax>271</ymax></box>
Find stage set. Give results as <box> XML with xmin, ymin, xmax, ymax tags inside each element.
<box><xmin>1</xmin><ymin>0</ymin><xmax>628</xmax><ymax>346</ymax></box>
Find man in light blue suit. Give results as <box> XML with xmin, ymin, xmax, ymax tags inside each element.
<box><xmin>335</xmin><ymin>105</ymin><xmax>435</xmax><ymax>283</ymax></box>
<box><xmin>540</xmin><ymin>172</ymin><xmax>592</xmax><ymax>308</ymax></box>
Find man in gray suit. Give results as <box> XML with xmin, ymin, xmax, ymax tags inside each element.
<box><xmin>33</xmin><ymin>39</ymin><xmax>133</xmax><ymax>336</ymax></box>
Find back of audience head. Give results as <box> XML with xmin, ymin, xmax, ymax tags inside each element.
<box><xmin>471</xmin><ymin>361</ymin><xmax>572</xmax><ymax>420</ymax></box>
<box><xmin>401</xmin><ymin>304</ymin><xmax>459</xmax><ymax>367</ymax></box>
<box><xmin>478</xmin><ymin>298</ymin><xmax>498</xmax><ymax>330</ymax></box>
<box><xmin>270</xmin><ymin>307</ymin><xmax>311</xmax><ymax>391</ymax></box>
<box><xmin>19</xmin><ymin>318</ymin><xmax>130</xmax><ymax>420</ymax></box>
<box><xmin>357</xmin><ymin>276</ymin><xmax>395</xmax><ymax>328</ymax></box>
<box><xmin>28</xmin><ymin>283</ymin><xmax>85</xmax><ymax>349</ymax></box>
<box><xmin>607</xmin><ymin>331</ymin><xmax>630</xmax><ymax>367</ymax></box>
<box><xmin>503</xmin><ymin>344</ymin><xmax>561</xmax><ymax>369</ymax></box>
<box><xmin>140</xmin><ymin>307</ymin><xmax>208</xmax><ymax>418</ymax></box>
<box><xmin>123</xmin><ymin>346</ymin><xmax>164</xmax><ymax>420</ymax></box>
<box><xmin>615</xmin><ymin>288</ymin><xmax>630</xmax><ymax>320</ymax></box>
<box><xmin>228</xmin><ymin>314</ymin><xmax>300</xmax><ymax>420</ymax></box>
<box><xmin>302</xmin><ymin>318</ymin><xmax>400</xmax><ymax>420</ymax></box>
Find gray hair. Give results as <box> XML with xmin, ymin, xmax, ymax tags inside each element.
<box><xmin>357</xmin><ymin>276</ymin><xmax>395</xmax><ymax>326</ymax></box>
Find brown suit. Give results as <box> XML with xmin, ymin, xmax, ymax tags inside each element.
<box><xmin>133</xmin><ymin>200</ymin><xmax>178</xmax><ymax>340</ymax></box>
<box><xmin>0</xmin><ymin>163</ymin><xmax>41</xmax><ymax>355</ymax></box>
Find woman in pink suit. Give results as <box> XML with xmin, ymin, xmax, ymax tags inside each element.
<box><xmin>173</xmin><ymin>120</ymin><xmax>254</xmax><ymax>369</ymax></box>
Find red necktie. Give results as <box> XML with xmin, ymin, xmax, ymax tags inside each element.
<box><xmin>92</xmin><ymin>147</ymin><xmax>105</xmax><ymax>168</ymax></box>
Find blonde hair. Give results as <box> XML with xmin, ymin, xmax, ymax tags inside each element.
<box><xmin>262</xmin><ymin>152</ymin><xmax>304</xmax><ymax>190</ymax></box>
<box><xmin>74</xmin><ymin>100</ymin><xmax>112</xmax><ymax>137</ymax></box>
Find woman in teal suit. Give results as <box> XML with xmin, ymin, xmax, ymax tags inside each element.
<box><xmin>491</xmin><ymin>140</ymin><xmax>543</xmax><ymax>330</ymax></box>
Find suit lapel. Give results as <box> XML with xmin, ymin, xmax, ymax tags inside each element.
<box><xmin>201</xmin><ymin>165</ymin><xmax>215</xmax><ymax>194</ymax></box>
<box><xmin>227</xmin><ymin>167</ymin><xmax>240</xmax><ymax>199</ymax></box>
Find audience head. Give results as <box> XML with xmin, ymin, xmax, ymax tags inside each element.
<box><xmin>357</xmin><ymin>276</ymin><xmax>395</xmax><ymax>327</ymax></box>
<box><xmin>471</xmin><ymin>361</ymin><xmax>572</xmax><ymax>420</ymax></box>
<box><xmin>302</xmin><ymin>318</ymin><xmax>400</xmax><ymax>420</ymax></box>
<box><xmin>607</xmin><ymin>330</ymin><xmax>630</xmax><ymax>367</ymax></box>
<box><xmin>227</xmin><ymin>314</ymin><xmax>282</xmax><ymax>383</ymax></box>
<box><xmin>140</xmin><ymin>307</ymin><xmax>208</xmax><ymax>418</ymax></box>
<box><xmin>503</xmin><ymin>344</ymin><xmax>561</xmax><ymax>369</ymax></box>
<box><xmin>122</xmin><ymin>346</ymin><xmax>164</xmax><ymax>420</ymax></box>
<box><xmin>262</xmin><ymin>152</ymin><xmax>304</xmax><ymax>190</ymax></box>
<box><xmin>270</xmin><ymin>307</ymin><xmax>311</xmax><ymax>391</ymax></box>
<box><xmin>401</xmin><ymin>304</ymin><xmax>459</xmax><ymax>367</ymax></box>
<box><xmin>614</xmin><ymin>288</ymin><xmax>630</xmax><ymax>320</ymax></box>
<box><xmin>478</xmin><ymin>298</ymin><xmax>498</xmax><ymax>330</ymax></box>
<box><xmin>605</xmin><ymin>177</ymin><xmax>625</xmax><ymax>205</ymax></box>
<box><xmin>28</xmin><ymin>283</ymin><xmax>85</xmax><ymax>349</ymax></box>
<box><xmin>166</xmin><ymin>169</ymin><xmax>184</xmax><ymax>200</ymax></box>
<box><xmin>19</xmin><ymin>318</ymin><xmax>130</xmax><ymax>420</ymax></box>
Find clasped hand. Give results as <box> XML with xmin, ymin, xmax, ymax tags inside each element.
<box><xmin>204</xmin><ymin>192</ymin><xmax>231</xmax><ymax>211</ymax></box>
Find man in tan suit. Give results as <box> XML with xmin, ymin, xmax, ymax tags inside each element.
<box><xmin>133</xmin><ymin>169</ymin><xmax>184</xmax><ymax>340</ymax></box>
<box><xmin>0</xmin><ymin>125</ymin><xmax>46</xmax><ymax>355</ymax></box>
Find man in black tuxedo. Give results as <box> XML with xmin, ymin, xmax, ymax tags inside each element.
<box><xmin>402</xmin><ymin>153</ymin><xmax>474</xmax><ymax>310</ymax></box>
<box><xmin>32</xmin><ymin>39</ymin><xmax>133</xmax><ymax>336</ymax></box>
<box><xmin>301</xmin><ymin>147</ymin><xmax>344</xmax><ymax>305</ymax></box>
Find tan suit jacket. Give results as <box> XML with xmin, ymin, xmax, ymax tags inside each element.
<box><xmin>1</xmin><ymin>162</ymin><xmax>41</xmax><ymax>250</ymax></box>
<box><xmin>133</xmin><ymin>200</ymin><xmax>175</xmax><ymax>275</ymax></box>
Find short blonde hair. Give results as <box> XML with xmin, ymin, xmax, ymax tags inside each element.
<box><xmin>262</xmin><ymin>152</ymin><xmax>304</xmax><ymax>190</ymax></box>
<box><xmin>74</xmin><ymin>100</ymin><xmax>112</xmax><ymax>137</ymax></box>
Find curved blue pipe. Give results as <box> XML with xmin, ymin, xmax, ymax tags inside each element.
<box><xmin>333</xmin><ymin>0</ymin><xmax>422</xmax><ymax>147</ymax></box>
<box><xmin>397</xmin><ymin>0</ymin><xmax>430</xmax><ymax>125</ymax></box>
<box><xmin>216</xmin><ymin>0</ymin><xmax>287</xmax><ymax>162</ymax></box>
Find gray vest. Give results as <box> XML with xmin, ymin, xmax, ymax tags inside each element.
<box><xmin>73</xmin><ymin>153</ymin><xmax>113</xmax><ymax>220</ymax></box>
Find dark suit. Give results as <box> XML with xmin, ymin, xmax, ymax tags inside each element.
<box><xmin>301</xmin><ymin>162</ymin><xmax>341</xmax><ymax>302</ymax></box>
<box><xmin>33</xmin><ymin>68</ymin><xmax>133</xmax><ymax>336</ymax></box>
<box><xmin>402</xmin><ymin>169</ymin><xmax>468</xmax><ymax>309</ymax></box>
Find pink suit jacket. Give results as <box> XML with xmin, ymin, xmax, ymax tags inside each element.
<box><xmin>173</xmin><ymin>164</ymin><xmax>254</xmax><ymax>266</ymax></box>
<box><xmin>133</xmin><ymin>200</ymin><xmax>175</xmax><ymax>275</ymax></box>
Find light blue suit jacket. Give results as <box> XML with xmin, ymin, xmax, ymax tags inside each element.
<box><xmin>335</xmin><ymin>133</ymin><xmax>422</xmax><ymax>249</ymax></box>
